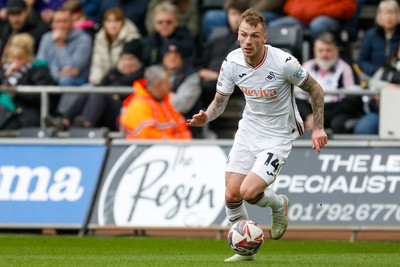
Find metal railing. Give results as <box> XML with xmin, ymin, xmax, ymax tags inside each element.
<box><xmin>1</xmin><ymin>85</ymin><xmax>378</xmax><ymax>130</ymax></box>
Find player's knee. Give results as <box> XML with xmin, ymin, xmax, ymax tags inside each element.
<box><xmin>225</xmin><ymin>190</ymin><xmax>242</xmax><ymax>203</ymax></box>
<box><xmin>240</xmin><ymin>187</ymin><xmax>261</xmax><ymax>204</ymax></box>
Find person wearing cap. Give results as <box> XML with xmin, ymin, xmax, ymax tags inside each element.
<box><xmin>0</xmin><ymin>0</ymin><xmax>50</xmax><ymax>62</ymax></box>
<box><xmin>45</xmin><ymin>39</ymin><xmax>144</xmax><ymax>131</ymax></box>
<box><xmin>142</xmin><ymin>1</ymin><xmax>195</xmax><ymax>67</ymax></box>
<box><xmin>161</xmin><ymin>38</ymin><xmax>202</xmax><ymax>138</ymax></box>
<box><xmin>120</xmin><ymin>64</ymin><xmax>192</xmax><ymax>140</ymax></box>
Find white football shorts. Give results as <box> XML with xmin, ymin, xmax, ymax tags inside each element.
<box><xmin>225</xmin><ymin>128</ymin><xmax>292</xmax><ymax>186</ymax></box>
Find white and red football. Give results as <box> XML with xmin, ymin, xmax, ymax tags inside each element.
<box><xmin>227</xmin><ymin>219</ymin><xmax>264</xmax><ymax>256</ymax></box>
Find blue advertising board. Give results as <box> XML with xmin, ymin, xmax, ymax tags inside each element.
<box><xmin>0</xmin><ymin>143</ymin><xmax>106</xmax><ymax>227</ymax></box>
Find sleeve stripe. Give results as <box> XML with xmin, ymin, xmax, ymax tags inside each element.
<box><xmin>216</xmin><ymin>89</ymin><xmax>231</xmax><ymax>96</ymax></box>
<box><xmin>299</xmin><ymin>72</ymin><xmax>309</xmax><ymax>87</ymax></box>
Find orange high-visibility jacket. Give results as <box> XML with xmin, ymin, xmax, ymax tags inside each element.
<box><xmin>120</xmin><ymin>79</ymin><xmax>192</xmax><ymax>140</ymax></box>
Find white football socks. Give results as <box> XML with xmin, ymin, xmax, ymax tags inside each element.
<box><xmin>255</xmin><ymin>188</ymin><xmax>284</xmax><ymax>213</ymax></box>
<box><xmin>225</xmin><ymin>199</ymin><xmax>249</xmax><ymax>225</ymax></box>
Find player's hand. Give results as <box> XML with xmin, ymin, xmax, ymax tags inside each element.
<box><xmin>186</xmin><ymin>110</ymin><xmax>208</xmax><ymax>127</ymax></box>
<box><xmin>311</xmin><ymin>128</ymin><xmax>328</xmax><ymax>153</ymax></box>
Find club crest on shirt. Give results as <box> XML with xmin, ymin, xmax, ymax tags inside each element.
<box><xmin>294</xmin><ymin>62</ymin><xmax>304</xmax><ymax>78</ymax></box>
<box><xmin>265</xmin><ymin>71</ymin><xmax>276</xmax><ymax>81</ymax></box>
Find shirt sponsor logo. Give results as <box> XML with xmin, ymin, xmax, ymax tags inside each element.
<box><xmin>241</xmin><ymin>86</ymin><xmax>277</xmax><ymax>99</ymax></box>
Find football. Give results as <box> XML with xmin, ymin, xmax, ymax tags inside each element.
<box><xmin>227</xmin><ymin>219</ymin><xmax>264</xmax><ymax>256</ymax></box>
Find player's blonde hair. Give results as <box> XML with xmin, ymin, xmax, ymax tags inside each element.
<box><xmin>238</xmin><ymin>8</ymin><xmax>266</xmax><ymax>32</ymax></box>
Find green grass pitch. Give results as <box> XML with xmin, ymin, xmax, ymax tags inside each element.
<box><xmin>0</xmin><ymin>235</ymin><xmax>399</xmax><ymax>266</ymax></box>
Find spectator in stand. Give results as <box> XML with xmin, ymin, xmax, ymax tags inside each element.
<box><xmin>295</xmin><ymin>32</ymin><xmax>364</xmax><ymax>133</ymax></box>
<box><xmin>0</xmin><ymin>0</ymin><xmax>50</xmax><ymax>63</ymax></box>
<box><xmin>354</xmin><ymin>43</ymin><xmax>400</xmax><ymax>135</ymax></box>
<box><xmin>36</xmin><ymin>0</ymin><xmax>65</xmax><ymax>24</ymax></box>
<box><xmin>161</xmin><ymin>39</ymin><xmax>202</xmax><ymax>137</ymax></box>
<box><xmin>99</xmin><ymin>0</ymin><xmax>148</xmax><ymax>36</ymax></box>
<box><xmin>201</xmin><ymin>0</ymin><xmax>284</xmax><ymax>42</ymax></box>
<box><xmin>89</xmin><ymin>7</ymin><xmax>141</xmax><ymax>86</ymax></box>
<box><xmin>142</xmin><ymin>1</ymin><xmax>195</xmax><ymax>67</ymax></box>
<box><xmin>62</xmin><ymin>0</ymin><xmax>97</xmax><ymax>38</ymax></box>
<box><xmin>120</xmin><ymin>65</ymin><xmax>191</xmax><ymax>140</ymax></box>
<box><xmin>36</xmin><ymin>6</ymin><xmax>91</xmax><ymax>115</ymax></box>
<box><xmin>268</xmin><ymin>0</ymin><xmax>356</xmax><ymax>40</ymax></box>
<box><xmin>0</xmin><ymin>33</ymin><xmax>55</xmax><ymax>130</ymax></box>
<box><xmin>357</xmin><ymin>0</ymin><xmax>400</xmax><ymax>77</ymax></box>
<box><xmin>0</xmin><ymin>0</ymin><xmax>6</xmax><ymax>21</ymax></box>
<box><xmin>145</xmin><ymin>0</ymin><xmax>199</xmax><ymax>38</ymax></box>
<box><xmin>46</xmin><ymin>39</ymin><xmax>144</xmax><ymax>131</ymax></box>
<box><xmin>198</xmin><ymin>0</ymin><xmax>247</xmax><ymax>105</ymax></box>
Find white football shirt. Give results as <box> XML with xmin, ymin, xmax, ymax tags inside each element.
<box><xmin>217</xmin><ymin>45</ymin><xmax>307</xmax><ymax>140</ymax></box>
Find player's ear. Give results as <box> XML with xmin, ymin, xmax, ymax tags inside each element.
<box><xmin>264</xmin><ymin>33</ymin><xmax>267</xmax><ymax>44</ymax></box>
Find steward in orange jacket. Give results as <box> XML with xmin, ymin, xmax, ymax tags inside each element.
<box><xmin>120</xmin><ymin>78</ymin><xmax>192</xmax><ymax>140</ymax></box>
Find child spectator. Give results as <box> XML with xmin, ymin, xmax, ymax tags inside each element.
<box><xmin>0</xmin><ymin>33</ymin><xmax>54</xmax><ymax>130</ymax></box>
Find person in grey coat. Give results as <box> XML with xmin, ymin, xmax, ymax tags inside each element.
<box><xmin>36</xmin><ymin>6</ymin><xmax>92</xmax><ymax>115</ymax></box>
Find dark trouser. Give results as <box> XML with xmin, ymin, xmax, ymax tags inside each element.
<box><xmin>65</xmin><ymin>93</ymin><xmax>122</xmax><ymax>131</ymax></box>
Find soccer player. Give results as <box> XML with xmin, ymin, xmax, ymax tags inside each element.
<box><xmin>187</xmin><ymin>8</ymin><xmax>328</xmax><ymax>262</ymax></box>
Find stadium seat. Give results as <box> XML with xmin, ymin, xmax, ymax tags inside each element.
<box><xmin>267</xmin><ymin>25</ymin><xmax>304</xmax><ymax>62</ymax></box>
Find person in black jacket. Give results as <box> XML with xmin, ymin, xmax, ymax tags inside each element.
<box><xmin>197</xmin><ymin>0</ymin><xmax>248</xmax><ymax>105</ymax></box>
<box><xmin>0</xmin><ymin>33</ymin><xmax>55</xmax><ymax>130</ymax></box>
<box><xmin>141</xmin><ymin>1</ymin><xmax>196</xmax><ymax>67</ymax></box>
<box><xmin>0</xmin><ymin>0</ymin><xmax>50</xmax><ymax>63</ymax></box>
<box><xmin>46</xmin><ymin>39</ymin><xmax>144</xmax><ymax>131</ymax></box>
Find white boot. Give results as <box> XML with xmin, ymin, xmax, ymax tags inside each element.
<box><xmin>224</xmin><ymin>254</ymin><xmax>255</xmax><ymax>262</ymax></box>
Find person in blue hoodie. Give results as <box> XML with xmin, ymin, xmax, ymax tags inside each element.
<box><xmin>36</xmin><ymin>5</ymin><xmax>92</xmax><ymax>115</ymax></box>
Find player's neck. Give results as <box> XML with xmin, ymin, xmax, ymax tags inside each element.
<box><xmin>245</xmin><ymin>45</ymin><xmax>267</xmax><ymax>68</ymax></box>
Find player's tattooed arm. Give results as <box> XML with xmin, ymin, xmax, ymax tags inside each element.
<box><xmin>206</xmin><ymin>92</ymin><xmax>230</xmax><ymax>122</ymax></box>
<box><xmin>299</xmin><ymin>75</ymin><xmax>325</xmax><ymax>129</ymax></box>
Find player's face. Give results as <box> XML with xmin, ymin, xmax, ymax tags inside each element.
<box><xmin>238</xmin><ymin>22</ymin><xmax>267</xmax><ymax>61</ymax></box>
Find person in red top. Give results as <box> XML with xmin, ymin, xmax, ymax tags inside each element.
<box><xmin>268</xmin><ymin>0</ymin><xmax>356</xmax><ymax>40</ymax></box>
<box><xmin>120</xmin><ymin>65</ymin><xmax>192</xmax><ymax>140</ymax></box>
